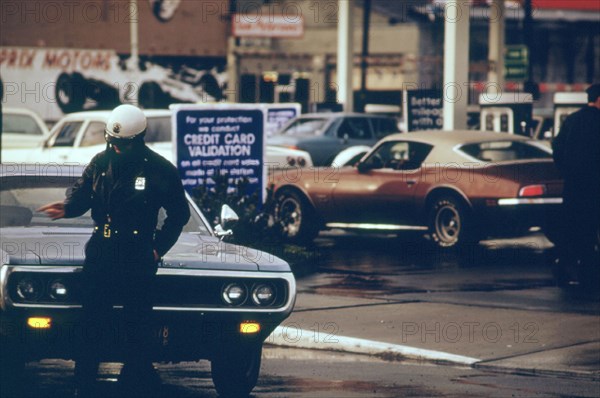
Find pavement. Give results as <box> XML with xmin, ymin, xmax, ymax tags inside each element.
<box><xmin>267</xmin><ymin>291</ymin><xmax>600</xmax><ymax>380</ymax></box>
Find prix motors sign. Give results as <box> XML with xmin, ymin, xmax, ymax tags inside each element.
<box><xmin>232</xmin><ymin>14</ymin><xmax>304</xmax><ymax>39</ymax></box>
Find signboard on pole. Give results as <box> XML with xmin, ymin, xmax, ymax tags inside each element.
<box><xmin>504</xmin><ymin>45</ymin><xmax>529</xmax><ymax>81</ymax></box>
<box><xmin>232</xmin><ymin>15</ymin><xmax>304</xmax><ymax>39</ymax></box>
<box><xmin>402</xmin><ymin>90</ymin><xmax>444</xmax><ymax>131</ymax></box>
<box><xmin>265</xmin><ymin>103</ymin><xmax>301</xmax><ymax>136</ymax></box>
<box><xmin>171</xmin><ymin>104</ymin><xmax>267</xmax><ymax>203</ymax></box>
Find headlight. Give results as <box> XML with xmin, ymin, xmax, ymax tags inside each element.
<box><xmin>222</xmin><ymin>283</ymin><xmax>247</xmax><ymax>306</ymax></box>
<box><xmin>251</xmin><ymin>284</ymin><xmax>276</xmax><ymax>306</ymax></box>
<box><xmin>49</xmin><ymin>279</ymin><xmax>69</xmax><ymax>301</ymax></box>
<box><xmin>16</xmin><ymin>277</ymin><xmax>42</xmax><ymax>301</ymax></box>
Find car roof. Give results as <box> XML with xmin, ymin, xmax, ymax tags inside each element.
<box><xmin>296</xmin><ymin>112</ymin><xmax>395</xmax><ymax>119</ymax></box>
<box><xmin>2</xmin><ymin>107</ymin><xmax>42</xmax><ymax>115</ymax></box>
<box><xmin>380</xmin><ymin>130</ymin><xmax>529</xmax><ymax>146</ymax></box>
<box><xmin>56</xmin><ymin>109</ymin><xmax>171</xmax><ymax>121</ymax></box>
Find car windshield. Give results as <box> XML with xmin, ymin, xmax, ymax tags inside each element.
<box><xmin>145</xmin><ymin>116</ymin><xmax>171</xmax><ymax>142</ymax></box>
<box><xmin>279</xmin><ymin>118</ymin><xmax>328</xmax><ymax>136</ymax></box>
<box><xmin>2</xmin><ymin>114</ymin><xmax>43</xmax><ymax>135</ymax></box>
<box><xmin>0</xmin><ymin>176</ymin><xmax>211</xmax><ymax>235</ymax></box>
<box><xmin>459</xmin><ymin>141</ymin><xmax>552</xmax><ymax>162</ymax></box>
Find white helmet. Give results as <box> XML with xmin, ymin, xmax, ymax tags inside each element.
<box><xmin>105</xmin><ymin>104</ymin><xmax>147</xmax><ymax>139</ymax></box>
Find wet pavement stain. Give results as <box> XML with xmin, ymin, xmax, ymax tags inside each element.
<box><xmin>257</xmin><ymin>375</ymin><xmax>443</xmax><ymax>397</ymax></box>
<box><xmin>307</xmin><ymin>273</ymin><xmax>426</xmax><ymax>298</ymax></box>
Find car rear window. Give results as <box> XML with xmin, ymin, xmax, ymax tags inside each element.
<box><xmin>2</xmin><ymin>114</ymin><xmax>43</xmax><ymax>135</ymax></box>
<box><xmin>145</xmin><ymin>116</ymin><xmax>171</xmax><ymax>142</ymax></box>
<box><xmin>280</xmin><ymin>118</ymin><xmax>328</xmax><ymax>136</ymax></box>
<box><xmin>459</xmin><ymin>141</ymin><xmax>552</xmax><ymax>162</ymax></box>
<box><xmin>371</xmin><ymin>118</ymin><xmax>401</xmax><ymax>139</ymax></box>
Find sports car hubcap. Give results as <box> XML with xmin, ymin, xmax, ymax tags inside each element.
<box><xmin>279</xmin><ymin>197</ymin><xmax>302</xmax><ymax>237</ymax></box>
<box><xmin>435</xmin><ymin>206</ymin><xmax>461</xmax><ymax>244</ymax></box>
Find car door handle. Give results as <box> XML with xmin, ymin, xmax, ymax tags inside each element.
<box><xmin>406</xmin><ymin>180</ymin><xmax>417</xmax><ymax>186</ymax></box>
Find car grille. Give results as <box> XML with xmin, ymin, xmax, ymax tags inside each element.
<box><xmin>6</xmin><ymin>272</ymin><xmax>289</xmax><ymax>310</ymax></box>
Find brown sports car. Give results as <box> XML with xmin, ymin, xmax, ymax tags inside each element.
<box><xmin>271</xmin><ymin>130</ymin><xmax>563</xmax><ymax>248</ymax></box>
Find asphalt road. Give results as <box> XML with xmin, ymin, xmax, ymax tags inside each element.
<box><xmin>3</xmin><ymin>231</ymin><xmax>599</xmax><ymax>397</ymax></box>
<box><xmin>3</xmin><ymin>347</ymin><xmax>598</xmax><ymax>398</ymax></box>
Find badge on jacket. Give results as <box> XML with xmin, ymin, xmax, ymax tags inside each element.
<box><xmin>135</xmin><ymin>177</ymin><xmax>146</xmax><ymax>190</ymax></box>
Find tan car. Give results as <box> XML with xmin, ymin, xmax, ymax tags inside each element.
<box><xmin>272</xmin><ymin>130</ymin><xmax>563</xmax><ymax>248</ymax></box>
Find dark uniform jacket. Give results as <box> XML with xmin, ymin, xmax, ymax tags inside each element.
<box><xmin>552</xmin><ymin>105</ymin><xmax>600</xmax><ymax>204</ymax></box>
<box><xmin>63</xmin><ymin>146</ymin><xmax>191</xmax><ymax>262</ymax></box>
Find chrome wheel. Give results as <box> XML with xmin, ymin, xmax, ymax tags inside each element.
<box><xmin>275</xmin><ymin>191</ymin><xmax>319</xmax><ymax>243</ymax></box>
<box><xmin>428</xmin><ymin>196</ymin><xmax>475</xmax><ymax>249</ymax></box>
<box><xmin>435</xmin><ymin>205</ymin><xmax>461</xmax><ymax>245</ymax></box>
<box><xmin>278</xmin><ymin>196</ymin><xmax>303</xmax><ymax>238</ymax></box>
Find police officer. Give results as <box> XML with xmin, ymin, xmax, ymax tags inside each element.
<box><xmin>552</xmin><ymin>83</ymin><xmax>600</xmax><ymax>287</ymax></box>
<box><xmin>38</xmin><ymin>104</ymin><xmax>190</xmax><ymax>394</ymax></box>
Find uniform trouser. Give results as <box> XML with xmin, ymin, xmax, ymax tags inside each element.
<box><xmin>556</xmin><ymin>194</ymin><xmax>600</xmax><ymax>275</ymax></box>
<box><xmin>75</xmin><ymin>235</ymin><xmax>157</xmax><ymax>383</ymax></box>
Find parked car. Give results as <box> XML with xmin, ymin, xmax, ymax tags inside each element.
<box><xmin>2</xmin><ymin>110</ymin><xmax>312</xmax><ymax>168</ymax></box>
<box><xmin>1</xmin><ymin>107</ymin><xmax>50</xmax><ymax>149</ymax></box>
<box><xmin>272</xmin><ymin>130</ymin><xmax>563</xmax><ymax>248</ymax></box>
<box><xmin>0</xmin><ymin>164</ymin><xmax>296</xmax><ymax>397</ymax></box>
<box><xmin>268</xmin><ymin>113</ymin><xmax>402</xmax><ymax>166</ymax></box>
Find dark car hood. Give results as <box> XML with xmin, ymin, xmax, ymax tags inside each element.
<box><xmin>0</xmin><ymin>228</ymin><xmax>291</xmax><ymax>273</ymax></box>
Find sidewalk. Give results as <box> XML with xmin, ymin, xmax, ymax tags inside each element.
<box><xmin>267</xmin><ymin>292</ymin><xmax>600</xmax><ymax>380</ymax></box>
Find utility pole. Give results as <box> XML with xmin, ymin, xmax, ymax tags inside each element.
<box><xmin>359</xmin><ymin>0</ymin><xmax>371</xmax><ymax>112</ymax></box>
<box><xmin>523</xmin><ymin>0</ymin><xmax>538</xmax><ymax>98</ymax></box>
<box><xmin>337</xmin><ymin>0</ymin><xmax>354</xmax><ymax>112</ymax></box>
<box><xmin>487</xmin><ymin>0</ymin><xmax>505</xmax><ymax>96</ymax></box>
<box><xmin>443</xmin><ymin>0</ymin><xmax>470</xmax><ymax>130</ymax></box>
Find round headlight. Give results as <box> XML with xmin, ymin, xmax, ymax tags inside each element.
<box><xmin>222</xmin><ymin>283</ymin><xmax>247</xmax><ymax>306</ymax></box>
<box><xmin>49</xmin><ymin>280</ymin><xmax>69</xmax><ymax>301</ymax></box>
<box><xmin>16</xmin><ymin>277</ymin><xmax>42</xmax><ymax>301</ymax></box>
<box><xmin>251</xmin><ymin>284</ymin><xmax>276</xmax><ymax>306</ymax></box>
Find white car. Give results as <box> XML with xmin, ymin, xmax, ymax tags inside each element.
<box><xmin>1</xmin><ymin>107</ymin><xmax>50</xmax><ymax>150</ymax></box>
<box><xmin>2</xmin><ymin>110</ymin><xmax>312</xmax><ymax>168</ymax></box>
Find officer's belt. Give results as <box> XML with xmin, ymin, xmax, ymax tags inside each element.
<box><xmin>93</xmin><ymin>224</ymin><xmax>153</xmax><ymax>239</ymax></box>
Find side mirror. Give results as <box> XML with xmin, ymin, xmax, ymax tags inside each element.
<box><xmin>357</xmin><ymin>161</ymin><xmax>369</xmax><ymax>173</ymax></box>
<box><xmin>214</xmin><ymin>204</ymin><xmax>239</xmax><ymax>240</ymax></box>
<box><xmin>220</xmin><ymin>204</ymin><xmax>239</xmax><ymax>226</ymax></box>
<box><xmin>357</xmin><ymin>155</ymin><xmax>382</xmax><ymax>173</ymax></box>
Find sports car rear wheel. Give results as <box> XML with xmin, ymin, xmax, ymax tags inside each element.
<box><xmin>429</xmin><ymin>196</ymin><xmax>475</xmax><ymax>249</ymax></box>
<box><xmin>275</xmin><ymin>191</ymin><xmax>319</xmax><ymax>243</ymax></box>
<box><xmin>211</xmin><ymin>345</ymin><xmax>261</xmax><ymax>397</ymax></box>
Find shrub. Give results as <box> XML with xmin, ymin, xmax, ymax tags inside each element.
<box><xmin>191</xmin><ymin>174</ymin><xmax>319</xmax><ymax>274</ymax></box>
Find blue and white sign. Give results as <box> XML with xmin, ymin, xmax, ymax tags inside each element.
<box><xmin>403</xmin><ymin>90</ymin><xmax>443</xmax><ymax>132</ymax></box>
<box><xmin>265</xmin><ymin>103</ymin><xmax>301</xmax><ymax>136</ymax></box>
<box><xmin>171</xmin><ymin>104</ymin><xmax>267</xmax><ymax>203</ymax></box>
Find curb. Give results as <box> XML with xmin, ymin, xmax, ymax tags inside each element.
<box><xmin>266</xmin><ymin>326</ymin><xmax>480</xmax><ymax>366</ymax></box>
<box><xmin>267</xmin><ymin>327</ymin><xmax>600</xmax><ymax>380</ymax></box>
